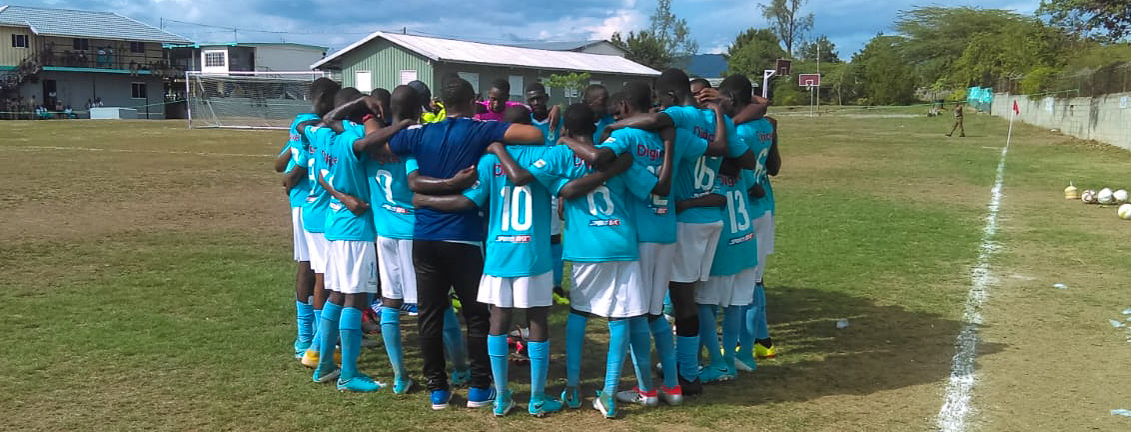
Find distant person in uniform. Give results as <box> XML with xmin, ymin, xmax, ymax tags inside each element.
<box><xmin>946</xmin><ymin>102</ymin><xmax>965</xmax><ymax>138</ymax></box>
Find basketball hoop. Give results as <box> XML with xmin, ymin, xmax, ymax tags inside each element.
<box><xmin>798</xmin><ymin>73</ymin><xmax>821</xmax><ymax>88</ymax></box>
<box><xmin>775</xmin><ymin>59</ymin><xmax>792</xmax><ymax>77</ymax></box>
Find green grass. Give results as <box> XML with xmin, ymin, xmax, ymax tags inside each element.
<box><xmin>1</xmin><ymin>113</ymin><xmax>1127</xmax><ymax>431</ymax></box>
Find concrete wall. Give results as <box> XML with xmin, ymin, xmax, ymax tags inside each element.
<box><xmin>19</xmin><ymin>71</ymin><xmax>166</xmax><ymax>118</ymax></box>
<box><xmin>993</xmin><ymin>91</ymin><xmax>1131</xmax><ymax>151</ymax></box>
<box><xmin>254</xmin><ymin>46</ymin><xmax>325</xmax><ymax>72</ymax></box>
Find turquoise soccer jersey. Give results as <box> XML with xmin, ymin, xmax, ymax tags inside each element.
<box><xmin>285</xmin><ymin>113</ymin><xmax>319</xmax><ymax>209</ymax></box>
<box><xmin>711</xmin><ymin>172</ymin><xmax>758</xmax><ymax>276</ymax></box>
<box><xmin>300</xmin><ymin>125</ymin><xmax>336</xmax><ymax>234</ymax></box>
<box><xmin>593</xmin><ymin>114</ymin><xmax>615</xmax><ymax>145</ymax></box>
<box><xmin>532</xmin><ymin>114</ymin><xmax>560</xmax><ymax>146</ymax></box>
<box><xmin>528</xmin><ymin>145</ymin><xmax>646</xmax><ymax>262</ymax></box>
<box><xmin>463</xmin><ymin>146</ymin><xmax>553</xmax><ymax>277</ymax></box>
<box><xmin>365</xmin><ymin>154</ymin><xmax>416</xmax><ymax>240</ymax></box>
<box><xmin>736</xmin><ymin>119</ymin><xmax>775</xmax><ymax>216</ymax></box>
<box><xmin>598</xmin><ymin>127</ymin><xmax>685</xmax><ymax>244</ymax></box>
<box><xmin>663</xmin><ymin>105</ymin><xmax>749</xmax><ymax>224</ymax></box>
<box><xmin>322</xmin><ymin>121</ymin><xmax>376</xmax><ymax>241</ymax></box>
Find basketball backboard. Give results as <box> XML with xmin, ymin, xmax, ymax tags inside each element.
<box><xmin>775</xmin><ymin>59</ymin><xmax>792</xmax><ymax>77</ymax></box>
<box><xmin>799</xmin><ymin>73</ymin><xmax>821</xmax><ymax>87</ymax></box>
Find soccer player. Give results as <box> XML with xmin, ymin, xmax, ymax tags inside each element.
<box><xmin>414</xmin><ymin>143</ymin><xmax>568</xmax><ymax>417</ymax></box>
<box><xmin>695</xmin><ymin>157</ymin><xmax>758</xmax><ymax>383</ymax></box>
<box><xmin>689</xmin><ymin>78</ymin><xmax>711</xmax><ymax>95</ymax></box>
<box><xmin>585</xmin><ymin>84</ymin><xmax>614</xmax><ymax>143</ymax></box>
<box><xmin>276</xmin><ymin>78</ymin><xmax>338</xmax><ymax>362</ymax></box>
<box><xmin>530</xmin><ymin>103</ymin><xmax>656</xmax><ymax>419</ymax></box>
<box><xmin>561</xmin><ymin>82</ymin><xmax>688</xmax><ymax>406</ymax></box>
<box><xmin>525</xmin><ymin>83</ymin><xmax>568</xmax><ymax>304</ymax></box>
<box><xmin>476</xmin><ymin>79</ymin><xmax>524</xmax><ymax>122</ymax></box>
<box><xmin>503</xmin><ymin>104</ymin><xmax>532</xmax><ymax>125</ymax></box>
<box><xmin>600</xmin><ymin>68</ymin><xmax>754</xmax><ymax>395</ymax></box>
<box><xmin>371</xmin><ymin>74</ymin><xmax>545</xmax><ymax>409</ymax></box>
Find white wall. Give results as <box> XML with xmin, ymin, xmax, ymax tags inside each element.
<box><xmin>992</xmin><ymin>92</ymin><xmax>1131</xmax><ymax>151</ymax></box>
<box><xmin>254</xmin><ymin>46</ymin><xmax>326</xmax><ymax>72</ymax></box>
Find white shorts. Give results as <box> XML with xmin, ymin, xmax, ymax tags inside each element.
<box><xmin>325</xmin><ymin>240</ymin><xmax>378</xmax><ymax>294</ymax></box>
<box><xmin>638</xmin><ymin>242</ymin><xmax>677</xmax><ymax>316</ymax></box>
<box><xmin>755</xmin><ymin>211</ymin><xmax>775</xmax><ymax>258</ymax></box>
<box><xmin>550</xmin><ymin>198</ymin><xmax>563</xmax><ymax>236</ymax></box>
<box><xmin>303</xmin><ymin>230</ymin><xmax>330</xmax><ymax>274</ymax></box>
<box><xmin>477</xmin><ymin>271</ymin><xmax>553</xmax><ymax>308</ymax></box>
<box><xmin>376</xmin><ymin>236</ymin><xmax>417</xmax><ymax>303</ymax></box>
<box><xmin>291</xmin><ymin>207</ymin><xmax>310</xmax><ymax>262</ymax></box>
<box><xmin>671</xmin><ymin>222</ymin><xmax>724</xmax><ymax>283</ymax></box>
<box><xmin>571</xmin><ymin>261</ymin><xmax>646</xmax><ymax>318</ymax></box>
<box><xmin>696</xmin><ymin>267</ymin><xmax>757</xmax><ymax>307</ymax></box>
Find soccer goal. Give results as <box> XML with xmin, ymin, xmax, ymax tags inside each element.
<box><xmin>186</xmin><ymin>71</ymin><xmax>333</xmax><ymax>129</ymax></box>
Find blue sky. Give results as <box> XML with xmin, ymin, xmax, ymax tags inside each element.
<box><xmin>20</xmin><ymin>0</ymin><xmax>1040</xmax><ymax>58</ymax></box>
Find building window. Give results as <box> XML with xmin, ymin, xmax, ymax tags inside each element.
<box><xmin>132</xmin><ymin>82</ymin><xmax>147</xmax><ymax>99</ymax></box>
<box><xmin>508</xmin><ymin>75</ymin><xmax>523</xmax><ymax>98</ymax></box>
<box><xmin>204</xmin><ymin>51</ymin><xmax>226</xmax><ymax>68</ymax></box>
<box><xmin>399</xmin><ymin>70</ymin><xmax>417</xmax><ymax>85</ymax></box>
<box><xmin>355</xmin><ymin>70</ymin><xmax>373</xmax><ymax>93</ymax></box>
<box><xmin>11</xmin><ymin>34</ymin><xmax>28</xmax><ymax>48</ymax></box>
<box><xmin>130</xmin><ymin>42</ymin><xmax>145</xmax><ymax>53</ymax></box>
<box><xmin>73</xmin><ymin>38</ymin><xmax>89</xmax><ymax>51</ymax></box>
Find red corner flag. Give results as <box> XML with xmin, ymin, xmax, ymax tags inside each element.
<box><xmin>1012</xmin><ymin>101</ymin><xmax>1019</xmax><ymax>115</ymax></box>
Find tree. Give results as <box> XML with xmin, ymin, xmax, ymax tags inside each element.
<box><xmin>545</xmin><ymin>72</ymin><xmax>591</xmax><ymax>104</ymax></box>
<box><xmin>760</xmin><ymin>0</ymin><xmax>814</xmax><ymax>56</ymax></box>
<box><xmin>611</xmin><ymin>31</ymin><xmax>671</xmax><ymax>70</ymax></box>
<box><xmin>1038</xmin><ymin>0</ymin><xmax>1131</xmax><ymax>41</ymax></box>
<box><xmin>852</xmin><ymin>35</ymin><xmax>917</xmax><ymax>105</ymax></box>
<box><xmin>724</xmin><ymin>28</ymin><xmax>788</xmax><ymax>77</ymax></box>
<box><xmin>611</xmin><ymin>0</ymin><xmax>698</xmax><ymax>70</ymax></box>
<box><xmin>798</xmin><ymin>35</ymin><xmax>840</xmax><ymax>63</ymax></box>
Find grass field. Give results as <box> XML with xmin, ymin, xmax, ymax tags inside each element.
<box><xmin>2</xmin><ymin>111</ymin><xmax>1129</xmax><ymax>431</ymax></box>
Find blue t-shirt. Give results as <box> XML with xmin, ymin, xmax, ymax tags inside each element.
<box><xmin>529</xmin><ymin>145</ymin><xmax>648</xmax><ymax>262</ymax></box>
<box><xmin>664</xmin><ymin>105</ymin><xmax>749</xmax><ymax>224</ymax></box>
<box><xmin>593</xmin><ymin>114</ymin><xmax>616</xmax><ymax>145</ymax></box>
<box><xmin>711</xmin><ymin>172</ymin><xmax>758</xmax><ymax>276</ymax></box>
<box><xmin>284</xmin><ymin>113</ymin><xmax>319</xmax><ymax>209</ymax></box>
<box><xmin>598</xmin><ymin>127</ymin><xmax>684</xmax><ymax>244</ymax></box>
<box><xmin>388</xmin><ymin>118</ymin><xmax>511</xmax><ymax>241</ymax></box>
<box><xmin>300</xmin><ymin>125</ymin><xmax>336</xmax><ymax>234</ymax></box>
<box><xmin>736</xmin><ymin>119</ymin><xmax>775</xmax><ymax>216</ymax></box>
<box><xmin>532</xmin><ymin>114</ymin><xmax>560</xmax><ymax>146</ymax></box>
<box><xmin>365</xmin><ymin>154</ymin><xmax>417</xmax><ymax>240</ymax></box>
<box><xmin>463</xmin><ymin>146</ymin><xmax>553</xmax><ymax>277</ymax></box>
<box><xmin>322</xmin><ymin>121</ymin><xmax>376</xmax><ymax>241</ymax></box>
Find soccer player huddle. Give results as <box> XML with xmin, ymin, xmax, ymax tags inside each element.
<box><xmin>275</xmin><ymin>67</ymin><xmax>781</xmax><ymax>419</ymax></box>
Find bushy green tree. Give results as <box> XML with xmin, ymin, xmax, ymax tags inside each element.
<box><xmin>760</xmin><ymin>0</ymin><xmax>814</xmax><ymax>56</ymax></box>
<box><xmin>853</xmin><ymin>35</ymin><xmax>917</xmax><ymax>105</ymax></box>
<box><xmin>611</xmin><ymin>0</ymin><xmax>698</xmax><ymax>70</ymax></box>
<box><xmin>611</xmin><ymin>31</ymin><xmax>671</xmax><ymax>70</ymax></box>
<box><xmin>1038</xmin><ymin>0</ymin><xmax>1131</xmax><ymax>41</ymax></box>
<box><xmin>798</xmin><ymin>35</ymin><xmax>840</xmax><ymax>63</ymax></box>
<box><xmin>724</xmin><ymin>28</ymin><xmax>788</xmax><ymax>77</ymax></box>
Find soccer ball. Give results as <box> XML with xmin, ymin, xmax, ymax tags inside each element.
<box><xmin>1081</xmin><ymin>189</ymin><xmax>1098</xmax><ymax>204</ymax></box>
<box><xmin>1098</xmin><ymin>188</ymin><xmax>1114</xmax><ymax>204</ymax></box>
<box><xmin>1114</xmin><ymin>189</ymin><xmax>1128</xmax><ymax>204</ymax></box>
<box><xmin>1119</xmin><ymin>204</ymin><xmax>1131</xmax><ymax>220</ymax></box>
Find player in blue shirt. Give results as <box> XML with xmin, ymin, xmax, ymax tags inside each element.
<box><xmin>598</xmin><ymin>69</ymin><xmax>755</xmax><ymax>395</ymax></box>
<box><xmin>695</xmin><ymin>158</ymin><xmax>759</xmax><ymax>384</ymax></box>
<box><xmin>274</xmin><ymin>78</ymin><xmax>339</xmax><ymax>364</ymax></box>
<box><xmin>362</xmin><ymin>74</ymin><xmax>546</xmax><ymax>410</ymax></box>
<box><xmin>528</xmin><ymin>103</ymin><xmax>655</xmax><ymax>419</ymax></box>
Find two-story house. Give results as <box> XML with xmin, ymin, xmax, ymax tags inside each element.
<box><xmin>0</xmin><ymin>5</ymin><xmax>192</xmax><ymax>119</ymax></box>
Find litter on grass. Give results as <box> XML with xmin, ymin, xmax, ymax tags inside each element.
<box><xmin>1111</xmin><ymin>319</ymin><xmax>1125</xmax><ymax>329</ymax></box>
<box><xmin>1112</xmin><ymin>409</ymin><xmax>1131</xmax><ymax>417</ymax></box>
<box><xmin>836</xmin><ymin>319</ymin><xmax>850</xmax><ymax>329</ymax></box>
<box><xmin>1053</xmin><ymin>283</ymin><xmax>1068</xmax><ymax>289</ymax></box>
<box><xmin>1123</xmin><ymin>309</ymin><xmax>1131</xmax><ymax>315</ymax></box>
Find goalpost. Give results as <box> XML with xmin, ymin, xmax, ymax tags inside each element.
<box><xmin>186</xmin><ymin>71</ymin><xmax>333</xmax><ymax>129</ymax></box>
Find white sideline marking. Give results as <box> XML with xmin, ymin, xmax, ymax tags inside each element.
<box><xmin>10</xmin><ymin>145</ymin><xmax>271</xmax><ymax>158</ymax></box>
<box><xmin>936</xmin><ymin>138</ymin><xmax>1010</xmax><ymax>431</ymax></box>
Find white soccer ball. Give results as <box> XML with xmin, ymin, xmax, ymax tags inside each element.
<box><xmin>1114</xmin><ymin>189</ymin><xmax>1128</xmax><ymax>204</ymax></box>
<box><xmin>1098</xmin><ymin>188</ymin><xmax>1114</xmax><ymax>204</ymax></box>
<box><xmin>1081</xmin><ymin>189</ymin><xmax>1098</xmax><ymax>204</ymax></box>
<box><xmin>1119</xmin><ymin>204</ymin><xmax>1131</xmax><ymax>220</ymax></box>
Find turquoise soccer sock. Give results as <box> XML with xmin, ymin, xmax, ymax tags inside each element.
<box><xmin>675</xmin><ymin>335</ymin><xmax>700</xmax><ymax>382</ymax></box>
<box><xmin>753</xmin><ymin>285</ymin><xmax>769</xmax><ymax>340</ymax></box>
<box><xmin>296</xmin><ymin>300</ymin><xmax>314</xmax><ymax>344</ymax></box>
<box><xmin>487</xmin><ymin>335</ymin><xmax>509</xmax><ymax>394</ymax></box>
<box><xmin>649</xmin><ymin>317</ymin><xmax>679</xmax><ymax>388</ymax></box>
<box><xmin>316</xmin><ymin>301</ymin><xmax>343</xmax><ymax>370</ymax></box>
<box><xmin>339</xmin><ymin>307</ymin><xmax>363</xmax><ymax>380</ymax></box>
<box><xmin>379</xmin><ymin>307</ymin><xmax>405</xmax><ymax>378</ymax></box>
<box><xmin>527</xmin><ymin>340</ymin><xmax>550</xmax><ymax>398</ymax></box>
<box><xmin>697</xmin><ymin>304</ymin><xmax>724</xmax><ymax>368</ymax></box>
<box><xmin>442</xmin><ymin>307</ymin><xmax>469</xmax><ymax>371</ymax></box>
<box><xmin>565</xmin><ymin>312</ymin><xmax>588</xmax><ymax>388</ymax></box>
<box><xmin>738</xmin><ymin>303</ymin><xmax>755</xmax><ymax>361</ymax></box>
<box><xmin>721</xmin><ymin>306</ymin><xmax>742</xmax><ymax>372</ymax></box>
<box><xmin>309</xmin><ymin>307</ymin><xmax>323</xmax><ymax>353</ymax></box>
<box><xmin>627</xmin><ymin>317</ymin><xmax>653</xmax><ymax>392</ymax></box>
<box><xmin>604</xmin><ymin>319</ymin><xmax>630</xmax><ymax>394</ymax></box>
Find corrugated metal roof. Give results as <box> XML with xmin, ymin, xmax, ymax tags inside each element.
<box><xmin>505</xmin><ymin>40</ymin><xmax>611</xmax><ymax>51</ymax></box>
<box><xmin>0</xmin><ymin>5</ymin><xmax>192</xmax><ymax>44</ymax></box>
<box><xmin>313</xmin><ymin>32</ymin><xmax>658</xmax><ymax>77</ymax></box>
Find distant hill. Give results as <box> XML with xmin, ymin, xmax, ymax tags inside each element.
<box><xmin>679</xmin><ymin>54</ymin><xmax>728</xmax><ymax>78</ymax></box>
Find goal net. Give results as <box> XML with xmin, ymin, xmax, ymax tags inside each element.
<box><xmin>186</xmin><ymin>71</ymin><xmax>333</xmax><ymax>129</ymax></box>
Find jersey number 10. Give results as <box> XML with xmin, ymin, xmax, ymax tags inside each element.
<box><xmin>500</xmin><ymin>185</ymin><xmax>533</xmax><ymax>231</ymax></box>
